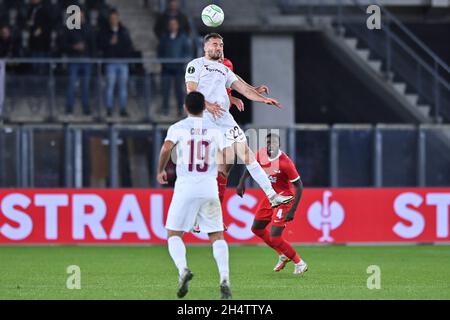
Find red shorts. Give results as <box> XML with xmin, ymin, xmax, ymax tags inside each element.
<box><xmin>254</xmin><ymin>198</ymin><xmax>293</xmax><ymax>227</ymax></box>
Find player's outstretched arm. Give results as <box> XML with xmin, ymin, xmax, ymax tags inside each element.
<box><xmin>231</xmin><ymin>80</ymin><xmax>281</xmax><ymax>108</ymax></box>
<box><xmin>237</xmin><ymin>169</ymin><xmax>251</xmax><ymax>197</ymax></box>
<box><xmin>157</xmin><ymin>141</ymin><xmax>175</xmax><ymax>185</ymax></box>
<box><xmin>285</xmin><ymin>178</ymin><xmax>304</xmax><ymax>222</ymax></box>
<box><xmin>236</xmin><ymin>74</ymin><xmax>270</xmax><ymax>95</ymax></box>
<box><xmin>230</xmin><ymin>75</ymin><xmax>267</xmax><ymax>112</ymax></box>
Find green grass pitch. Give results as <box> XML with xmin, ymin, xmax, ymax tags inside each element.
<box><xmin>1</xmin><ymin>245</ymin><xmax>449</xmax><ymax>300</ymax></box>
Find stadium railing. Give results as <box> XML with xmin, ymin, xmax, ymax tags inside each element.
<box><xmin>278</xmin><ymin>0</ymin><xmax>450</xmax><ymax>123</ymax></box>
<box><xmin>0</xmin><ymin>58</ymin><xmax>192</xmax><ymax>124</ymax></box>
<box><xmin>1</xmin><ymin>123</ymin><xmax>450</xmax><ymax>189</ymax></box>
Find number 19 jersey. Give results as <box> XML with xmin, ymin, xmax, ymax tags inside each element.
<box><xmin>165</xmin><ymin>116</ymin><xmax>225</xmax><ymax>198</ymax></box>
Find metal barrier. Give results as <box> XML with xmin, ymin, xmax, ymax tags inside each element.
<box><xmin>0</xmin><ymin>58</ymin><xmax>192</xmax><ymax>123</ymax></box>
<box><xmin>278</xmin><ymin>0</ymin><xmax>450</xmax><ymax>123</ymax></box>
<box><xmin>1</xmin><ymin>123</ymin><xmax>449</xmax><ymax>189</ymax></box>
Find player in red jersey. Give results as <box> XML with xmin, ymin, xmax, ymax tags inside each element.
<box><xmin>237</xmin><ymin>133</ymin><xmax>308</xmax><ymax>275</ymax></box>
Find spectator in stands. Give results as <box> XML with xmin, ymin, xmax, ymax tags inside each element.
<box><xmin>0</xmin><ymin>24</ymin><xmax>22</xmax><ymax>58</ymax></box>
<box><xmin>99</xmin><ymin>8</ymin><xmax>134</xmax><ymax>117</ymax></box>
<box><xmin>46</xmin><ymin>0</ymin><xmax>65</xmax><ymax>31</ymax></box>
<box><xmin>154</xmin><ymin>0</ymin><xmax>190</xmax><ymax>39</ymax></box>
<box><xmin>158</xmin><ymin>18</ymin><xmax>191</xmax><ymax>116</ymax></box>
<box><xmin>61</xmin><ymin>9</ymin><xmax>96</xmax><ymax>115</ymax></box>
<box><xmin>85</xmin><ymin>0</ymin><xmax>111</xmax><ymax>32</ymax></box>
<box><xmin>26</xmin><ymin>0</ymin><xmax>52</xmax><ymax>69</ymax></box>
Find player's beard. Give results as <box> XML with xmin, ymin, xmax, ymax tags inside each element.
<box><xmin>208</xmin><ymin>49</ymin><xmax>222</xmax><ymax>61</ymax></box>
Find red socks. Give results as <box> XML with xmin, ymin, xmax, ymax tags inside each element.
<box><xmin>270</xmin><ymin>236</ymin><xmax>301</xmax><ymax>264</ymax></box>
<box><xmin>252</xmin><ymin>228</ymin><xmax>301</xmax><ymax>263</ymax></box>
<box><xmin>217</xmin><ymin>173</ymin><xmax>229</xmax><ymax>231</ymax></box>
<box><xmin>252</xmin><ymin>228</ymin><xmax>284</xmax><ymax>255</ymax></box>
<box><xmin>217</xmin><ymin>173</ymin><xmax>228</xmax><ymax>204</ymax></box>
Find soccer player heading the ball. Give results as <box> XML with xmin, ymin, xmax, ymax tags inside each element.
<box><xmin>215</xmin><ymin>53</ymin><xmax>270</xmax><ymax>205</ymax></box>
<box><xmin>185</xmin><ymin>33</ymin><xmax>294</xmax><ymax>209</ymax></box>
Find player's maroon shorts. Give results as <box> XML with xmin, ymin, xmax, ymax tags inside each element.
<box><xmin>254</xmin><ymin>198</ymin><xmax>293</xmax><ymax>227</ymax></box>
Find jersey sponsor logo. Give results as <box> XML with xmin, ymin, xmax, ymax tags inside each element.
<box><xmin>187</xmin><ymin>66</ymin><xmax>195</xmax><ymax>74</ymax></box>
<box><xmin>204</xmin><ymin>65</ymin><xmax>226</xmax><ymax>76</ymax></box>
<box><xmin>268</xmin><ymin>175</ymin><xmax>277</xmax><ymax>184</ymax></box>
<box><xmin>307</xmin><ymin>190</ymin><xmax>345</xmax><ymax>243</ymax></box>
<box><xmin>206</xmin><ymin>64</ymin><xmax>229</xmax><ymax>73</ymax></box>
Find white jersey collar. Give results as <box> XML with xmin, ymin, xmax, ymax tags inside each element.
<box><xmin>203</xmin><ymin>57</ymin><xmax>220</xmax><ymax>64</ymax></box>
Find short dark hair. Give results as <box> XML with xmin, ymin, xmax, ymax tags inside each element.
<box><xmin>185</xmin><ymin>92</ymin><xmax>205</xmax><ymax>115</ymax></box>
<box><xmin>203</xmin><ymin>33</ymin><xmax>223</xmax><ymax>45</ymax></box>
<box><xmin>109</xmin><ymin>8</ymin><xmax>119</xmax><ymax>16</ymax></box>
<box><xmin>266</xmin><ymin>133</ymin><xmax>280</xmax><ymax>142</ymax></box>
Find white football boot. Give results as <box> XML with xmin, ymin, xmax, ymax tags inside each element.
<box><xmin>270</xmin><ymin>194</ymin><xmax>294</xmax><ymax>208</ymax></box>
<box><xmin>273</xmin><ymin>255</ymin><xmax>291</xmax><ymax>272</ymax></box>
<box><xmin>293</xmin><ymin>260</ymin><xmax>308</xmax><ymax>276</ymax></box>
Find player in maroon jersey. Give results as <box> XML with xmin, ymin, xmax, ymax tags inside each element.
<box><xmin>193</xmin><ymin>55</ymin><xmax>271</xmax><ymax>234</ymax></box>
<box><xmin>237</xmin><ymin>133</ymin><xmax>308</xmax><ymax>275</ymax></box>
<box><xmin>216</xmin><ymin>56</ymin><xmax>236</xmax><ymax>204</ymax></box>
<box><xmin>217</xmin><ymin>55</ymin><xmax>269</xmax><ymax>204</ymax></box>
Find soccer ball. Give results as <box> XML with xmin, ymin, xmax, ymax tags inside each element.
<box><xmin>201</xmin><ymin>4</ymin><xmax>224</xmax><ymax>28</ymax></box>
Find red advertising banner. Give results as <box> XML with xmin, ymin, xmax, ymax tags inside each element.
<box><xmin>0</xmin><ymin>188</ymin><xmax>449</xmax><ymax>244</ymax></box>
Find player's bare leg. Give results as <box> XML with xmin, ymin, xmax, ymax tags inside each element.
<box><xmin>167</xmin><ymin>230</ymin><xmax>194</xmax><ymax>298</ymax></box>
<box><xmin>270</xmin><ymin>226</ymin><xmax>308</xmax><ymax>275</ymax></box>
<box><xmin>233</xmin><ymin>141</ymin><xmax>294</xmax><ymax>208</ymax></box>
<box><xmin>209</xmin><ymin>231</ymin><xmax>232</xmax><ymax>299</ymax></box>
<box><xmin>217</xmin><ymin>147</ymin><xmax>235</xmax><ymax>178</ymax></box>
